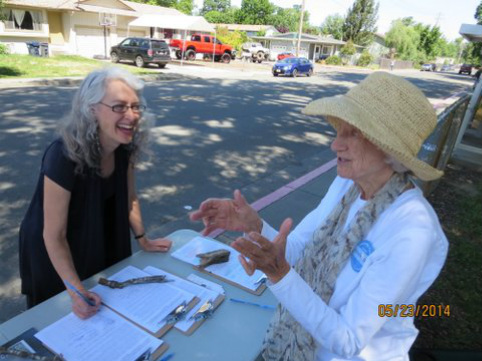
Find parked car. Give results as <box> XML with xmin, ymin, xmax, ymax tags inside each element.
<box><xmin>241</xmin><ymin>42</ymin><xmax>270</xmax><ymax>63</ymax></box>
<box><xmin>277</xmin><ymin>52</ymin><xmax>294</xmax><ymax>61</ymax></box>
<box><xmin>421</xmin><ymin>63</ymin><xmax>436</xmax><ymax>71</ymax></box>
<box><xmin>110</xmin><ymin>37</ymin><xmax>170</xmax><ymax>68</ymax></box>
<box><xmin>459</xmin><ymin>64</ymin><xmax>473</xmax><ymax>75</ymax></box>
<box><xmin>170</xmin><ymin>34</ymin><xmax>235</xmax><ymax>63</ymax></box>
<box><xmin>272</xmin><ymin>57</ymin><xmax>314</xmax><ymax>77</ymax></box>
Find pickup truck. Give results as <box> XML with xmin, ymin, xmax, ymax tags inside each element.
<box><xmin>170</xmin><ymin>34</ymin><xmax>236</xmax><ymax>63</ymax></box>
<box><xmin>241</xmin><ymin>42</ymin><xmax>270</xmax><ymax>63</ymax></box>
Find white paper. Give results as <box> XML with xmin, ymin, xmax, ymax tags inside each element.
<box><xmin>187</xmin><ymin>273</ymin><xmax>225</xmax><ymax>295</ymax></box>
<box><xmin>35</xmin><ymin>307</ymin><xmax>163</xmax><ymax>361</ymax></box>
<box><xmin>143</xmin><ymin>266</ymin><xmax>221</xmax><ymax>333</ymax></box>
<box><xmin>171</xmin><ymin>236</ymin><xmax>265</xmax><ymax>291</ymax></box>
<box><xmin>91</xmin><ymin>265</ymin><xmax>196</xmax><ymax>333</ymax></box>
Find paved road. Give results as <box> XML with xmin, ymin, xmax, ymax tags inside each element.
<box><xmin>0</xmin><ymin>65</ymin><xmax>473</xmax><ymax>322</ymax></box>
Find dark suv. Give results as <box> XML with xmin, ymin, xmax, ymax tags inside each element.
<box><xmin>459</xmin><ymin>64</ymin><xmax>473</xmax><ymax>75</ymax></box>
<box><xmin>110</xmin><ymin>37</ymin><xmax>170</xmax><ymax>68</ymax></box>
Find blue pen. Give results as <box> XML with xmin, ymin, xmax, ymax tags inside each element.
<box><xmin>64</xmin><ymin>279</ymin><xmax>96</xmax><ymax>306</ymax></box>
<box><xmin>229</xmin><ymin>298</ymin><xmax>276</xmax><ymax>310</ymax></box>
<box><xmin>159</xmin><ymin>353</ymin><xmax>174</xmax><ymax>361</ymax></box>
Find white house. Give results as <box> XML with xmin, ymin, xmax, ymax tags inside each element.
<box><xmin>214</xmin><ymin>23</ymin><xmax>277</xmax><ymax>37</ymax></box>
<box><xmin>251</xmin><ymin>32</ymin><xmax>348</xmax><ymax>62</ymax></box>
<box><xmin>0</xmin><ymin>0</ymin><xmax>208</xmax><ymax>58</ymax></box>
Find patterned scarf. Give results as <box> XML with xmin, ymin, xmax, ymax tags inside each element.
<box><xmin>262</xmin><ymin>172</ymin><xmax>410</xmax><ymax>361</ymax></box>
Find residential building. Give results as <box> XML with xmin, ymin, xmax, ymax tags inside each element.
<box><xmin>367</xmin><ymin>33</ymin><xmax>389</xmax><ymax>62</ymax></box>
<box><xmin>0</xmin><ymin>0</ymin><xmax>208</xmax><ymax>58</ymax></box>
<box><xmin>214</xmin><ymin>24</ymin><xmax>277</xmax><ymax>37</ymax></box>
<box><xmin>251</xmin><ymin>32</ymin><xmax>349</xmax><ymax>62</ymax></box>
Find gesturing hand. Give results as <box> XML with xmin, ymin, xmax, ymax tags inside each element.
<box><xmin>231</xmin><ymin>218</ymin><xmax>292</xmax><ymax>284</ymax></box>
<box><xmin>190</xmin><ymin>190</ymin><xmax>262</xmax><ymax>236</ymax></box>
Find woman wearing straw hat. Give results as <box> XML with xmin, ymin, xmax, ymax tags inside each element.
<box><xmin>190</xmin><ymin>72</ymin><xmax>448</xmax><ymax>360</ymax></box>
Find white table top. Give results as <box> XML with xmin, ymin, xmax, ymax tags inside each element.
<box><xmin>0</xmin><ymin>229</ymin><xmax>277</xmax><ymax>361</ymax></box>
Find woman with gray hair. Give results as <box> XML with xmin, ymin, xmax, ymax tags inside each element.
<box><xmin>19</xmin><ymin>67</ymin><xmax>171</xmax><ymax>318</ymax></box>
<box><xmin>190</xmin><ymin>72</ymin><xmax>448</xmax><ymax>360</ymax></box>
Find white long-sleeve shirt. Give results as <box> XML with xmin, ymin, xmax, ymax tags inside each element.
<box><xmin>261</xmin><ymin>176</ymin><xmax>448</xmax><ymax>361</ymax></box>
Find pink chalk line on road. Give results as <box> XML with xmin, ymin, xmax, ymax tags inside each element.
<box><xmin>207</xmin><ymin>158</ymin><xmax>337</xmax><ymax>239</ymax></box>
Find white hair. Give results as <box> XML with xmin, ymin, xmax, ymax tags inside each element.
<box><xmin>385</xmin><ymin>155</ymin><xmax>410</xmax><ymax>174</ymax></box>
<box><xmin>59</xmin><ymin>67</ymin><xmax>152</xmax><ymax>175</ymax></box>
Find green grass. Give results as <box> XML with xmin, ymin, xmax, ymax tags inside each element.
<box><xmin>0</xmin><ymin>54</ymin><xmax>159</xmax><ymax>78</ymax></box>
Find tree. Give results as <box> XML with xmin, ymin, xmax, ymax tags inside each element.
<box><xmin>235</xmin><ymin>0</ymin><xmax>275</xmax><ymax>25</ymax></box>
<box><xmin>200</xmin><ymin>0</ymin><xmax>230</xmax><ymax>15</ymax></box>
<box><xmin>270</xmin><ymin>6</ymin><xmax>310</xmax><ymax>33</ymax></box>
<box><xmin>342</xmin><ymin>0</ymin><xmax>379</xmax><ymax>46</ymax></box>
<box><xmin>476</xmin><ymin>0</ymin><xmax>482</xmax><ymax>24</ymax></box>
<box><xmin>385</xmin><ymin>19</ymin><xmax>420</xmax><ymax>61</ymax></box>
<box><xmin>0</xmin><ymin>0</ymin><xmax>5</xmax><ymax>21</ymax></box>
<box><xmin>339</xmin><ymin>39</ymin><xmax>356</xmax><ymax>56</ymax></box>
<box><xmin>175</xmin><ymin>0</ymin><xmax>193</xmax><ymax>14</ymax></box>
<box><xmin>414</xmin><ymin>23</ymin><xmax>443</xmax><ymax>60</ymax></box>
<box><xmin>320</xmin><ymin>14</ymin><xmax>344</xmax><ymax>40</ymax></box>
<box><xmin>204</xmin><ymin>9</ymin><xmax>236</xmax><ymax>24</ymax></box>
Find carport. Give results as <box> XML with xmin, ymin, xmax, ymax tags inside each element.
<box><xmin>128</xmin><ymin>14</ymin><xmax>215</xmax><ymax>65</ymax></box>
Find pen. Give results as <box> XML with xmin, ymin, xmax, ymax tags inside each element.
<box><xmin>64</xmin><ymin>279</ymin><xmax>96</xmax><ymax>307</ymax></box>
<box><xmin>229</xmin><ymin>298</ymin><xmax>276</xmax><ymax>310</ymax></box>
<box><xmin>159</xmin><ymin>353</ymin><xmax>174</xmax><ymax>361</ymax></box>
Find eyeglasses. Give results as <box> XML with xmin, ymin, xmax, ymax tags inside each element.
<box><xmin>98</xmin><ymin>102</ymin><xmax>146</xmax><ymax>114</ymax></box>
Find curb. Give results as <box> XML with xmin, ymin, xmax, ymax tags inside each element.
<box><xmin>0</xmin><ymin>72</ymin><xmax>200</xmax><ymax>89</ymax></box>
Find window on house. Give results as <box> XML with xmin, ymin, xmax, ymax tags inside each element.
<box><xmin>3</xmin><ymin>9</ymin><xmax>43</xmax><ymax>31</ymax></box>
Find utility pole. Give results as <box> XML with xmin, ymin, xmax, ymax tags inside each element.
<box><xmin>296</xmin><ymin>0</ymin><xmax>306</xmax><ymax>57</ymax></box>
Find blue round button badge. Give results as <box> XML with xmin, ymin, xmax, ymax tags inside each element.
<box><xmin>351</xmin><ymin>240</ymin><xmax>374</xmax><ymax>272</ymax></box>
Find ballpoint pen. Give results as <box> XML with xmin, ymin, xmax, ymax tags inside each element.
<box><xmin>229</xmin><ymin>298</ymin><xmax>276</xmax><ymax>310</ymax></box>
<box><xmin>64</xmin><ymin>279</ymin><xmax>96</xmax><ymax>307</ymax></box>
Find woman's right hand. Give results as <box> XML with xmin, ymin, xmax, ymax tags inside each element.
<box><xmin>190</xmin><ymin>190</ymin><xmax>262</xmax><ymax>236</ymax></box>
<box><xmin>70</xmin><ymin>289</ymin><xmax>101</xmax><ymax>319</ymax></box>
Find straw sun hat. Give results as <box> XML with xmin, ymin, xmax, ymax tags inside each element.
<box><xmin>302</xmin><ymin>71</ymin><xmax>443</xmax><ymax>181</ymax></box>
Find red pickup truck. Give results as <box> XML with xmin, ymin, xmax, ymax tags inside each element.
<box><xmin>170</xmin><ymin>34</ymin><xmax>236</xmax><ymax>63</ymax></box>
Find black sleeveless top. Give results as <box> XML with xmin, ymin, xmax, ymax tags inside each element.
<box><xmin>19</xmin><ymin>139</ymin><xmax>132</xmax><ymax>306</ymax></box>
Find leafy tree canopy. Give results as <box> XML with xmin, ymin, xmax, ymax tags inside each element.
<box><xmin>200</xmin><ymin>0</ymin><xmax>231</xmax><ymax>15</ymax></box>
<box><xmin>270</xmin><ymin>6</ymin><xmax>310</xmax><ymax>33</ymax></box>
<box><xmin>203</xmin><ymin>9</ymin><xmax>237</xmax><ymax>24</ymax></box>
<box><xmin>320</xmin><ymin>14</ymin><xmax>345</xmax><ymax>40</ymax></box>
<box><xmin>342</xmin><ymin>0</ymin><xmax>378</xmax><ymax>46</ymax></box>
<box><xmin>235</xmin><ymin>0</ymin><xmax>274</xmax><ymax>25</ymax></box>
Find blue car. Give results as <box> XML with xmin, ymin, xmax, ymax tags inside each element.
<box><xmin>272</xmin><ymin>57</ymin><xmax>314</xmax><ymax>77</ymax></box>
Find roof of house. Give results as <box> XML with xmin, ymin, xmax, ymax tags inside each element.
<box><xmin>252</xmin><ymin>32</ymin><xmax>348</xmax><ymax>46</ymax></box>
<box><xmin>215</xmin><ymin>24</ymin><xmax>276</xmax><ymax>32</ymax></box>
<box><xmin>4</xmin><ymin>0</ymin><xmax>183</xmax><ymax>16</ymax></box>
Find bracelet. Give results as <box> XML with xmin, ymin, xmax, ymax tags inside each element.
<box><xmin>134</xmin><ymin>233</ymin><xmax>145</xmax><ymax>240</ymax></box>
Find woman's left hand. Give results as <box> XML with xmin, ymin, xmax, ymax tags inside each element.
<box><xmin>231</xmin><ymin>218</ymin><xmax>292</xmax><ymax>284</ymax></box>
<box><xmin>138</xmin><ymin>237</ymin><xmax>172</xmax><ymax>252</ymax></box>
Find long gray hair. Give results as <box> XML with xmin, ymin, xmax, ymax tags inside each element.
<box><xmin>59</xmin><ymin>67</ymin><xmax>152</xmax><ymax>175</ymax></box>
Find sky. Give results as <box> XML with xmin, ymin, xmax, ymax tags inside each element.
<box><xmin>193</xmin><ymin>0</ymin><xmax>481</xmax><ymax>41</ymax></box>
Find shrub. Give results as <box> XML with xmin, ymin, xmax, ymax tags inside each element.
<box><xmin>357</xmin><ymin>51</ymin><xmax>373</xmax><ymax>67</ymax></box>
<box><xmin>325</xmin><ymin>55</ymin><xmax>342</xmax><ymax>65</ymax></box>
<box><xmin>0</xmin><ymin>43</ymin><xmax>9</xmax><ymax>55</ymax></box>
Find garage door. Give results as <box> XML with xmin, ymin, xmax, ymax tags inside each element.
<box><xmin>116</xmin><ymin>29</ymin><xmax>146</xmax><ymax>45</ymax></box>
<box><xmin>76</xmin><ymin>26</ymin><xmax>109</xmax><ymax>58</ymax></box>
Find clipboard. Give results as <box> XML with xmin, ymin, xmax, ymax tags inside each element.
<box><xmin>34</xmin><ymin>307</ymin><xmax>168</xmax><ymax>361</ymax></box>
<box><xmin>180</xmin><ymin>293</ymin><xmax>225</xmax><ymax>336</ymax></box>
<box><xmin>91</xmin><ymin>265</ymin><xmax>200</xmax><ymax>338</ymax></box>
<box><xmin>194</xmin><ymin>266</ymin><xmax>267</xmax><ymax>295</ymax></box>
<box><xmin>105</xmin><ymin>296</ymin><xmax>200</xmax><ymax>338</ymax></box>
<box><xmin>142</xmin><ymin>266</ymin><xmax>226</xmax><ymax>335</ymax></box>
<box><xmin>0</xmin><ymin>327</ymin><xmax>56</xmax><ymax>361</ymax></box>
<box><xmin>171</xmin><ymin>236</ymin><xmax>267</xmax><ymax>295</ymax></box>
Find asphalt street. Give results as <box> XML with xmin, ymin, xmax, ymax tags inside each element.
<box><xmin>0</xmin><ymin>65</ymin><xmax>473</xmax><ymax>322</ymax></box>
